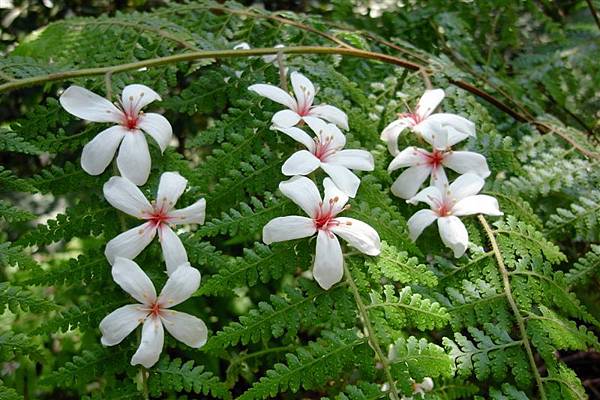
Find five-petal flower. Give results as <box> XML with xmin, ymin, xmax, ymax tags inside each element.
<box><xmin>387</xmin><ymin>120</ymin><xmax>488</xmax><ymax>199</ymax></box>
<box><xmin>380</xmin><ymin>89</ymin><xmax>475</xmax><ymax>156</ymax></box>
<box><xmin>103</xmin><ymin>172</ymin><xmax>205</xmax><ymax>275</ymax></box>
<box><xmin>276</xmin><ymin>117</ymin><xmax>374</xmax><ymax>197</ymax></box>
<box><xmin>262</xmin><ymin>176</ymin><xmax>380</xmax><ymax>290</ymax></box>
<box><xmin>249</xmin><ymin>71</ymin><xmax>348</xmax><ymax>130</ymax></box>
<box><xmin>60</xmin><ymin>84</ymin><xmax>172</xmax><ymax>186</ymax></box>
<box><xmin>406</xmin><ymin>173</ymin><xmax>502</xmax><ymax>258</ymax></box>
<box><xmin>99</xmin><ymin>257</ymin><xmax>207</xmax><ymax>368</ymax></box>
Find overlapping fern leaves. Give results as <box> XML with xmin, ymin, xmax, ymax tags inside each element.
<box><xmin>1</xmin><ymin>1</ymin><xmax>600</xmax><ymax>399</ymax></box>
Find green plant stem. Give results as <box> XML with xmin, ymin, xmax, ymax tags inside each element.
<box><xmin>344</xmin><ymin>262</ymin><xmax>400</xmax><ymax>400</ymax></box>
<box><xmin>478</xmin><ymin>215</ymin><xmax>547</xmax><ymax>400</ymax></box>
<box><xmin>141</xmin><ymin>367</ymin><xmax>149</xmax><ymax>400</ymax></box>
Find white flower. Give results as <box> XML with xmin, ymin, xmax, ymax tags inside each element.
<box><xmin>388</xmin><ymin>120</ymin><xmax>488</xmax><ymax>199</ymax></box>
<box><xmin>276</xmin><ymin>117</ymin><xmax>374</xmax><ymax>197</ymax></box>
<box><xmin>380</xmin><ymin>88</ymin><xmax>475</xmax><ymax>156</ymax></box>
<box><xmin>59</xmin><ymin>84</ymin><xmax>172</xmax><ymax>186</ymax></box>
<box><xmin>99</xmin><ymin>257</ymin><xmax>207</xmax><ymax>368</ymax></box>
<box><xmin>407</xmin><ymin>173</ymin><xmax>502</xmax><ymax>258</ymax></box>
<box><xmin>103</xmin><ymin>172</ymin><xmax>206</xmax><ymax>275</ymax></box>
<box><xmin>262</xmin><ymin>176</ymin><xmax>380</xmax><ymax>290</ymax></box>
<box><xmin>249</xmin><ymin>71</ymin><xmax>348</xmax><ymax>130</ymax></box>
<box><xmin>261</xmin><ymin>44</ymin><xmax>286</xmax><ymax>64</ymax></box>
<box><xmin>233</xmin><ymin>42</ymin><xmax>251</xmax><ymax>50</ymax></box>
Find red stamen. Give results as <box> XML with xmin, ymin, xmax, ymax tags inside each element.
<box><xmin>149</xmin><ymin>302</ymin><xmax>161</xmax><ymax>317</ymax></box>
<box><xmin>425</xmin><ymin>150</ymin><xmax>445</xmax><ymax>169</ymax></box>
<box><xmin>398</xmin><ymin>112</ymin><xmax>422</xmax><ymax>126</ymax></box>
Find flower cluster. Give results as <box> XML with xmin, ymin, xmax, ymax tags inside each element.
<box><xmin>60</xmin><ymin>85</ymin><xmax>208</xmax><ymax>368</ymax></box>
<box><xmin>382</xmin><ymin>89</ymin><xmax>502</xmax><ymax>257</ymax></box>
<box><xmin>251</xmin><ymin>72</ymin><xmax>382</xmax><ymax>290</ymax></box>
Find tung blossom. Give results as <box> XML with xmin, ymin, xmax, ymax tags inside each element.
<box><xmin>388</xmin><ymin>120</ymin><xmax>488</xmax><ymax>199</ymax></box>
<box><xmin>249</xmin><ymin>71</ymin><xmax>348</xmax><ymax>130</ymax></box>
<box><xmin>60</xmin><ymin>84</ymin><xmax>172</xmax><ymax>186</ymax></box>
<box><xmin>263</xmin><ymin>176</ymin><xmax>381</xmax><ymax>290</ymax></box>
<box><xmin>100</xmin><ymin>257</ymin><xmax>207</xmax><ymax>368</ymax></box>
<box><xmin>103</xmin><ymin>172</ymin><xmax>205</xmax><ymax>275</ymax></box>
<box><xmin>407</xmin><ymin>173</ymin><xmax>502</xmax><ymax>258</ymax></box>
<box><xmin>380</xmin><ymin>88</ymin><xmax>475</xmax><ymax>156</ymax></box>
<box><xmin>276</xmin><ymin>116</ymin><xmax>374</xmax><ymax>197</ymax></box>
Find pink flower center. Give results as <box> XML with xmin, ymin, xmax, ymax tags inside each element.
<box><xmin>117</xmin><ymin>94</ymin><xmax>145</xmax><ymax>130</ymax></box>
<box><xmin>425</xmin><ymin>150</ymin><xmax>445</xmax><ymax>169</ymax></box>
<box><xmin>150</xmin><ymin>302</ymin><xmax>161</xmax><ymax>316</ymax></box>
<box><xmin>313</xmin><ymin>197</ymin><xmax>350</xmax><ymax>231</ymax></box>
<box><xmin>146</xmin><ymin>204</ymin><xmax>172</xmax><ymax>227</ymax></box>
<box><xmin>429</xmin><ymin>196</ymin><xmax>453</xmax><ymax>217</ymax></box>
<box><xmin>313</xmin><ymin>135</ymin><xmax>337</xmax><ymax>161</ymax></box>
<box><xmin>398</xmin><ymin>112</ymin><xmax>422</xmax><ymax>127</ymax></box>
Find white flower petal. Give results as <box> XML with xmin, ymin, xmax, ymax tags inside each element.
<box><xmin>116</xmin><ymin>131</ymin><xmax>151</xmax><ymax>186</ymax></box>
<box><xmin>321</xmin><ymin>163</ymin><xmax>361</xmax><ymax>198</ymax></box>
<box><xmin>437</xmin><ymin>216</ymin><xmax>469</xmax><ymax>258</ymax></box>
<box><xmin>103</xmin><ymin>176</ymin><xmax>152</xmax><ymax>218</ymax></box>
<box><xmin>156</xmin><ymin>172</ymin><xmax>187</xmax><ymax>212</ymax></box>
<box><xmin>121</xmin><ymin>84</ymin><xmax>161</xmax><ymax>115</ymax></box>
<box><xmin>59</xmin><ymin>86</ymin><xmax>122</xmax><ymax>123</ymax></box>
<box><xmin>313</xmin><ymin>230</ymin><xmax>344</xmax><ymax>290</ymax></box>
<box><xmin>443</xmin><ymin>151</ymin><xmax>490</xmax><ymax>177</ymax></box>
<box><xmin>105</xmin><ymin>222</ymin><xmax>157</xmax><ymax>265</ymax></box>
<box><xmin>309</xmin><ymin>105</ymin><xmax>349</xmax><ymax>130</ymax></box>
<box><xmin>262</xmin><ymin>216</ymin><xmax>316</xmax><ymax>244</ymax></box>
<box><xmin>233</xmin><ymin>42</ymin><xmax>250</xmax><ymax>50</ymax></box>
<box><xmin>388</xmin><ymin>146</ymin><xmax>427</xmax><ymax>172</ymax></box>
<box><xmin>380</xmin><ymin>119</ymin><xmax>410</xmax><ymax>156</ymax></box>
<box><xmin>248</xmin><ymin>84</ymin><xmax>296</xmax><ymax>108</ymax></box>
<box><xmin>328</xmin><ymin>149</ymin><xmax>374</xmax><ymax>171</ymax></box>
<box><xmin>100</xmin><ymin>304</ymin><xmax>147</xmax><ymax>346</ymax></box>
<box><xmin>160</xmin><ymin>310</ymin><xmax>207</xmax><ymax>348</ymax></box>
<box><xmin>407</xmin><ymin>209</ymin><xmax>438</xmax><ymax>241</ymax></box>
<box><xmin>390</xmin><ymin>165</ymin><xmax>431</xmax><ymax>199</ymax></box>
<box><xmin>272</xmin><ymin>109</ymin><xmax>302</xmax><ymax>128</ymax></box>
<box><xmin>169</xmin><ymin>199</ymin><xmax>206</xmax><ymax>225</ymax></box>
<box><xmin>137</xmin><ymin>113</ymin><xmax>172</xmax><ymax>153</ymax></box>
<box><xmin>111</xmin><ymin>257</ymin><xmax>157</xmax><ymax>304</ymax></box>
<box><xmin>80</xmin><ymin>125</ymin><xmax>126</xmax><ymax>176</ymax></box>
<box><xmin>407</xmin><ymin>185</ymin><xmax>444</xmax><ymax>208</ymax></box>
<box><xmin>418</xmin><ymin>120</ymin><xmax>449</xmax><ymax>150</ymax></box>
<box><xmin>158</xmin><ymin>225</ymin><xmax>188</xmax><ymax>276</ymax></box>
<box><xmin>331</xmin><ymin>217</ymin><xmax>380</xmax><ymax>255</ymax></box>
<box><xmin>415</xmin><ymin>89</ymin><xmax>445</xmax><ymax>119</ymax></box>
<box><xmin>323</xmin><ymin>177</ymin><xmax>349</xmax><ymax>214</ymax></box>
<box><xmin>278</xmin><ymin>176</ymin><xmax>321</xmax><ymax>217</ymax></box>
<box><xmin>448</xmin><ymin>173</ymin><xmax>485</xmax><ymax>201</ymax></box>
<box><xmin>430</xmin><ymin>165</ymin><xmax>448</xmax><ymax>189</ymax></box>
<box><xmin>274</xmin><ymin>126</ymin><xmax>315</xmax><ymax>151</ymax></box>
<box><xmin>304</xmin><ymin>116</ymin><xmax>346</xmax><ymax>149</ymax></box>
<box><xmin>291</xmin><ymin>71</ymin><xmax>315</xmax><ymax>112</ymax></box>
<box><xmin>427</xmin><ymin>113</ymin><xmax>475</xmax><ymax>144</ymax></box>
<box><xmin>158</xmin><ymin>264</ymin><xmax>201</xmax><ymax>308</ymax></box>
<box><xmin>281</xmin><ymin>150</ymin><xmax>321</xmax><ymax>176</ymax></box>
<box><xmin>130</xmin><ymin>316</ymin><xmax>164</xmax><ymax>368</ymax></box>
<box><xmin>452</xmin><ymin>195</ymin><xmax>503</xmax><ymax>217</ymax></box>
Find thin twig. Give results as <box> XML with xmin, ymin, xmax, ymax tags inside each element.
<box><xmin>586</xmin><ymin>0</ymin><xmax>600</xmax><ymax>31</ymax></box>
<box><xmin>478</xmin><ymin>215</ymin><xmax>547</xmax><ymax>400</ymax></box>
<box><xmin>344</xmin><ymin>262</ymin><xmax>400</xmax><ymax>400</ymax></box>
<box><xmin>277</xmin><ymin>50</ymin><xmax>288</xmax><ymax>91</ymax></box>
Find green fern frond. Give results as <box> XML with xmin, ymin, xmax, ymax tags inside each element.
<box><xmin>148</xmin><ymin>356</ymin><xmax>231</xmax><ymax>399</ymax></box>
<box><xmin>369</xmin><ymin>285</ymin><xmax>449</xmax><ymax>331</ymax></box>
<box><xmin>389</xmin><ymin>336</ymin><xmax>453</xmax><ymax>381</ymax></box>
<box><xmin>0</xmin><ymin>282</ymin><xmax>55</xmax><ymax>314</ymax></box>
<box><xmin>238</xmin><ymin>330</ymin><xmax>368</xmax><ymax>400</ymax></box>
<box><xmin>0</xmin><ymin>129</ymin><xmax>41</xmax><ymax>155</ymax></box>
<box><xmin>365</xmin><ymin>242</ymin><xmax>436</xmax><ymax>287</ymax></box>
<box><xmin>565</xmin><ymin>244</ymin><xmax>600</xmax><ymax>287</ymax></box>
<box><xmin>546</xmin><ymin>190</ymin><xmax>600</xmax><ymax>241</ymax></box>
<box><xmin>0</xmin><ymin>331</ymin><xmax>41</xmax><ymax>360</ymax></box>
<box><xmin>0</xmin><ymin>242</ymin><xmax>39</xmax><ymax>271</ymax></box>
<box><xmin>0</xmin><ymin>200</ymin><xmax>36</xmax><ymax>223</ymax></box>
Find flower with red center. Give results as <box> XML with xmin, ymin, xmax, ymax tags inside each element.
<box><xmin>59</xmin><ymin>84</ymin><xmax>173</xmax><ymax>186</ymax></box>
<box><xmin>406</xmin><ymin>173</ymin><xmax>503</xmax><ymax>258</ymax></box>
<box><xmin>387</xmin><ymin>121</ymin><xmax>490</xmax><ymax>199</ymax></box>
<box><xmin>103</xmin><ymin>172</ymin><xmax>206</xmax><ymax>275</ymax></box>
<box><xmin>274</xmin><ymin>117</ymin><xmax>374</xmax><ymax>197</ymax></box>
<box><xmin>249</xmin><ymin>71</ymin><xmax>349</xmax><ymax>130</ymax></box>
<box><xmin>380</xmin><ymin>88</ymin><xmax>476</xmax><ymax>156</ymax></box>
<box><xmin>262</xmin><ymin>177</ymin><xmax>381</xmax><ymax>290</ymax></box>
<box><xmin>99</xmin><ymin>258</ymin><xmax>207</xmax><ymax>368</ymax></box>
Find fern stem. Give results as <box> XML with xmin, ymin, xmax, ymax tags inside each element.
<box><xmin>478</xmin><ymin>215</ymin><xmax>547</xmax><ymax>400</ymax></box>
<box><xmin>141</xmin><ymin>366</ymin><xmax>149</xmax><ymax>400</ymax></box>
<box><xmin>344</xmin><ymin>262</ymin><xmax>400</xmax><ymax>400</ymax></box>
